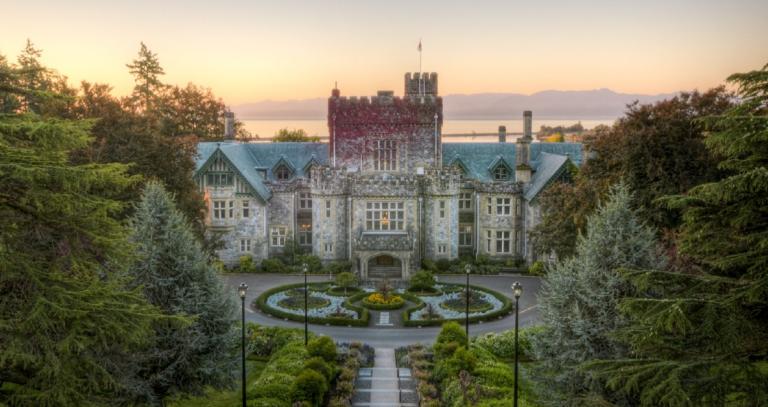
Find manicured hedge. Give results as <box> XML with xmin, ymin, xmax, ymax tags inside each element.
<box><xmin>401</xmin><ymin>283</ymin><xmax>513</xmax><ymax>327</ymax></box>
<box><xmin>255</xmin><ymin>283</ymin><xmax>370</xmax><ymax>327</ymax></box>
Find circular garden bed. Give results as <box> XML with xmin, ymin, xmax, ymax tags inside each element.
<box><xmin>255</xmin><ymin>283</ymin><xmax>369</xmax><ymax>327</ymax></box>
<box><xmin>402</xmin><ymin>283</ymin><xmax>513</xmax><ymax>327</ymax></box>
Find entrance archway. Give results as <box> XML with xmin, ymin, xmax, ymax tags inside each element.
<box><xmin>367</xmin><ymin>255</ymin><xmax>402</xmax><ymax>280</ymax></box>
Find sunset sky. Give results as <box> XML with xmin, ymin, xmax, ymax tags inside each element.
<box><xmin>2</xmin><ymin>0</ymin><xmax>766</xmax><ymax>104</ymax></box>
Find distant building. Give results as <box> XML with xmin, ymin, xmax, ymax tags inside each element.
<box><xmin>194</xmin><ymin>73</ymin><xmax>582</xmax><ymax>279</ymax></box>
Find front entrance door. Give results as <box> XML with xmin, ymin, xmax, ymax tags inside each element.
<box><xmin>367</xmin><ymin>255</ymin><xmax>402</xmax><ymax>279</ymax></box>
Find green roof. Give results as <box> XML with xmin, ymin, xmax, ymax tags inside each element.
<box><xmin>195</xmin><ymin>141</ymin><xmax>581</xmax><ymax>202</ymax></box>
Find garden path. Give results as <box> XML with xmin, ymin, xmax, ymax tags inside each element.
<box><xmin>352</xmin><ymin>348</ymin><xmax>417</xmax><ymax>407</ymax></box>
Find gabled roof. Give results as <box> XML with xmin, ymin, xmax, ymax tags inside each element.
<box><xmin>442</xmin><ymin>142</ymin><xmax>582</xmax><ymax>199</ymax></box>
<box><xmin>531</xmin><ymin>142</ymin><xmax>583</xmax><ymax>166</ymax></box>
<box><xmin>487</xmin><ymin>155</ymin><xmax>513</xmax><ymax>178</ymax></box>
<box><xmin>196</xmin><ymin>142</ymin><xmax>272</xmax><ymax>202</ymax></box>
<box><xmin>442</xmin><ymin>143</ymin><xmax>518</xmax><ymax>182</ymax></box>
<box><xmin>195</xmin><ymin>142</ymin><xmax>329</xmax><ymax>202</ymax></box>
<box><xmin>524</xmin><ymin>152</ymin><xmax>570</xmax><ymax>201</ymax></box>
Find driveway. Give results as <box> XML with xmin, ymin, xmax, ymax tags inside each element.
<box><xmin>220</xmin><ymin>273</ymin><xmax>541</xmax><ymax>348</ymax></box>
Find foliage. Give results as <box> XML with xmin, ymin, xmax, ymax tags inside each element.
<box><xmin>538</xmin><ymin>122</ymin><xmax>584</xmax><ymax>138</ymax></box>
<box><xmin>261</xmin><ymin>257</ymin><xmax>288</xmax><ymax>273</ymax></box>
<box><xmin>586</xmin><ymin>63</ymin><xmax>768</xmax><ymax>406</ymax></box>
<box><xmin>127</xmin><ymin>181</ymin><xmax>237</xmax><ymax>403</ymax></box>
<box><xmin>304</xmin><ymin>357</ymin><xmax>334</xmax><ymax>382</ymax></box>
<box><xmin>362</xmin><ymin>293</ymin><xmax>405</xmax><ymax>310</ymax></box>
<box><xmin>530</xmin><ymin>88</ymin><xmax>733</xmax><ymax>259</ymax></box>
<box><xmin>527</xmin><ymin>260</ymin><xmax>545</xmax><ymax>276</ymax></box>
<box><xmin>239</xmin><ymin>255</ymin><xmax>258</xmax><ymax>273</ymax></box>
<box><xmin>298</xmin><ymin>254</ymin><xmax>323</xmax><ymax>273</ymax></box>
<box><xmin>246</xmin><ymin>324</ymin><xmax>306</xmax><ymax>358</ymax></box>
<box><xmin>532</xmin><ymin>182</ymin><xmax>666</xmax><ymax>405</ymax></box>
<box><xmin>272</xmin><ymin>128</ymin><xmax>320</xmax><ymax>142</ymax></box>
<box><xmin>473</xmin><ymin>326</ymin><xmax>545</xmax><ymax>361</ymax></box>
<box><xmin>323</xmin><ymin>260</ymin><xmax>353</xmax><ymax>275</ymax></box>
<box><xmin>409</xmin><ymin>270</ymin><xmax>436</xmax><ymax>291</ymax></box>
<box><xmin>307</xmin><ymin>336</ymin><xmax>337</xmax><ymax>363</ymax></box>
<box><xmin>292</xmin><ymin>369</ymin><xmax>328</xmax><ymax>407</ymax></box>
<box><xmin>435</xmin><ymin>321</ymin><xmax>468</xmax><ymax>352</ymax></box>
<box><xmin>125</xmin><ymin>41</ymin><xmax>166</xmax><ymax>113</ymax></box>
<box><xmin>334</xmin><ymin>272</ymin><xmax>358</xmax><ymax>295</ymax></box>
<box><xmin>0</xmin><ymin>111</ymin><xmax>163</xmax><ymax>406</ymax></box>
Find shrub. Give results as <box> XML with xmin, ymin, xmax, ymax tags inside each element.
<box><xmin>324</xmin><ymin>260</ymin><xmax>353</xmax><ymax>275</ymax></box>
<box><xmin>328</xmin><ymin>396</ymin><xmax>351</xmax><ymax>407</ymax></box>
<box><xmin>304</xmin><ymin>357</ymin><xmax>333</xmax><ymax>381</ymax></box>
<box><xmin>528</xmin><ymin>260</ymin><xmax>545</xmax><ymax>276</ymax></box>
<box><xmin>334</xmin><ymin>272</ymin><xmax>358</xmax><ymax>295</ymax></box>
<box><xmin>422</xmin><ymin>258</ymin><xmax>438</xmax><ymax>272</ymax></box>
<box><xmin>239</xmin><ymin>255</ymin><xmax>257</xmax><ymax>273</ymax></box>
<box><xmin>436</xmin><ymin>258</ymin><xmax>452</xmax><ymax>272</ymax></box>
<box><xmin>248</xmin><ymin>398</ymin><xmax>291</xmax><ymax>407</ymax></box>
<box><xmin>292</xmin><ymin>369</ymin><xmax>328</xmax><ymax>406</ymax></box>
<box><xmin>261</xmin><ymin>257</ymin><xmax>287</xmax><ymax>273</ymax></box>
<box><xmin>409</xmin><ymin>270</ymin><xmax>436</xmax><ymax>291</ymax></box>
<box><xmin>436</xmin><ymin>321</ymin><xmax>468</xmax><ymax>348</ymax></box>
<box><xmin>334</xmin><ymin>379</ymin><xmax>354</xmax><ymax>399</ymax></box>
<box><xmin>307</xmin><ymin>336</ymin><xmax>337</xmax><ymax>363</ymax></box>
<box><xmin>298</xmin><ymin>254</ymin><xmax>323</xmax><ymax>273</ymax></box>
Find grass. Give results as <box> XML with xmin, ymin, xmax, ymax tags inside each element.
<box><xmin>166</xmin><ymin>359</ymin><xmax>267</xmax><ymax>407</ymax></box>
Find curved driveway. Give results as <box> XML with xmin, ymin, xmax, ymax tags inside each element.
<box><xmin>221</xmin><ymin>273</ymin><xmax>541</xmax><ymax>348</ymax></box>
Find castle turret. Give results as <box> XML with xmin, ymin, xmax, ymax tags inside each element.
<box><xmin>515</xmin><ymin>111</ymin><xmax>533</xmax><ymax>183</ymax></box>
<box><xmin>405</xmin><ymin>72</ymin><xmax>438</xmax><ymax>96</ymax></box>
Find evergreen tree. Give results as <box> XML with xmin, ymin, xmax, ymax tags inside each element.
<box><xmin>127</xmin><ymin>181</ymin><xmax>237</xmax><ymax>403</ymax></box>
<box><xmin>0</xmin><ymin>87</ymin><xmax>162</xmax><ymax>404</ymax></box>
<box><xmin>532</xmin><ymin>183</ymin><xmax>666</xmax><ymax>405</ymax></box>
<box><xmin>126</xmin><ymin>42</ymin><xmax>165</xmax><ymax>113</ymax></box>
<box><xmin>587</xmin><ymin>63</ymin><xmax>768</xmax><ymax>406</ymax></box>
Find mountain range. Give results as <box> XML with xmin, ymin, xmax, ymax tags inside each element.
<box><xmin>232</xmin><ymin>89</ymin><xmax>678</xmax><ymax>120</ymax></box>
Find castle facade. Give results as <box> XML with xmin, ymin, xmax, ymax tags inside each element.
<box><xmin>194</xmin><ymin>73</ymin><xmax>582</xmax><ymax>279</ymax></box>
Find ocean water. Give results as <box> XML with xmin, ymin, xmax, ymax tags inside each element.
<box><xmin>241</xmin><ymin>119</ymin><xmax>615</xmax><ymax>143</ymax></box>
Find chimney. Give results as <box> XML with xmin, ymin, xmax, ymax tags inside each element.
<box><xmin>523</xmin><ymin>110</ymin><xmax>533</xmax><ymax>140</ymax></box>
<box><xmin>498</xmin><ymin>125</ymin><xmax>507</xmax><ymax>143</ymax></box>
<box><xmin>516</xmin><ymin>111</ymin><xmax>533</xmax><ymax>183</ymax></box>
<box><xmin>224</xmin><ymin>110</ymin><xmax>235</xmax><ymax>139</ymax></box>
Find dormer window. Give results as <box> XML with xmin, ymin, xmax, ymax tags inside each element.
<box><xmin>493</xmin><ymin>165</ymin><xmax>509</xmax><ymax>181</ymax></box>
<box><xmin>275</xmin><ymin>165</ymin><xmax>292</xmax><ymax>181</ymax></box>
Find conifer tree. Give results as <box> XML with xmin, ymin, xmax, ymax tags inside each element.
<box><xmin>0</xmin><ymin>75</ymin><xmax>162</xmax><ymax>404</ymax></box>
<box><xmin>127</xmin><ymin>181</ymin><xmax>236</xmax><ymax>403</ymax></box>
<box><xmin>126</xmin><ymin>42</ymin><xmax>165</xmax><ymax>113</ymax></box>
<box><xmin>532</xmin><ymin>183</ymin><xmax>665</xmax><ymax>404</ymax></box>
<box><xmin>587</xmin><ymin>63</ymin><xmax>768</xmax><ymax>406</ymax></box>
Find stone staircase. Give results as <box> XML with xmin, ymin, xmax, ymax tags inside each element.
<box><xmin>352</xmin><ymin>348</ymin><xmax>417</xmax><ymax>407</ymax></box>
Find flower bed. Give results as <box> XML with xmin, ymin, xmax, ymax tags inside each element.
<box><xmin>255</xmin><ymin>283</ymin><xmax>369</xmax><ymax>327</ymax></box>
<box><xmin>402</xmin><ymin>283</ymin><xmax>513</xmax><ymax>327</ymax></box>
<box><xmin>277</xmin><ymin>294</ymin><xmax>330</xmax><ymax>310</ymax></box>
<box><xmin>361</xmin><ymin>292</ymin><xmax>405</xmax><ymax>310</ymax></box>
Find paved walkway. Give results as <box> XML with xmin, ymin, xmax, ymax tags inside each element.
<box><xmin>353</xmin><ymin>348</ymin><xmax>416</xmax><ymax>407</ymax></box>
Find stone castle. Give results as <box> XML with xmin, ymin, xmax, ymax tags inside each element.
<box><xmin>195</xmin><ymin>73</ymin><xmax>582</xmax><ymax>279</ymax></box>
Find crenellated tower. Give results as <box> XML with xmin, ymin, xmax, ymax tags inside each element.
<box><xmin>328</xmin><ymin>73</ymin><xmax>443</xmax><ymax>173</ymax></box>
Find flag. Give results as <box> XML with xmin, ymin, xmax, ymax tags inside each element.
<box><xmin>417</xmin><ymin>40</ymin><xmax>422</xmax><ymax>52</ymax></box>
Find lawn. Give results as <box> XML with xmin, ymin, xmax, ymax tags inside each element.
<box><xmin>167</xmin><ymin>359</ymin><xmax>267</xmax><ymax>407</ymax></box>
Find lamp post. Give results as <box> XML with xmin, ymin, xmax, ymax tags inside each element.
<box><xmin>238</xmin><ymin>283</ymin><xmax>248</xmax><ymax>407</ymax></box>
<box><xmin>464</xmin><ymin>263</ymin><xmax>471</xmax><ymax>345</ymax></box>
<box><xmin>303</xmin><ymin>263</ymin><xmax>309</xmax><ymax>346</ymax></box>
<box><xmin>512</xmin><ymin>281</ymin><xmax>523</xmax><ymax>407</ymax></box>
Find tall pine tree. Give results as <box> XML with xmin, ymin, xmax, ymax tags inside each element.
<box><xmin>532</xmin><ymin>183</ymin><xmax>666</xmax><ymax>405</ymax></box>
<box><xmin>0</xmin><ymin>64</ymin><xmax>162</xmax><ymax>404</ymax></box>
<box><xmin>127</xmin><ymin>181</ymin><xmax>236</xmax><ymax>404</ymax></box>
<box><xmin>587</xmin><ymin>63</ymin><xmax>768</xmax><ymax>406</ymax></box>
